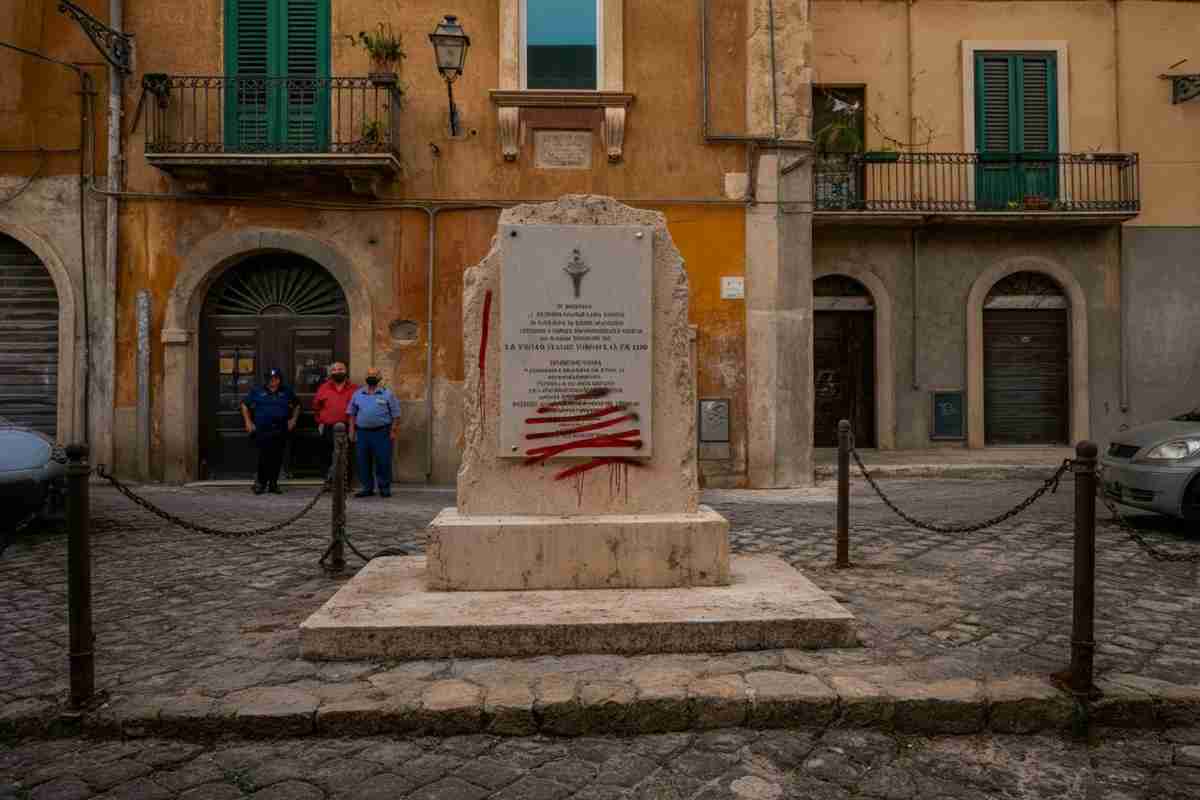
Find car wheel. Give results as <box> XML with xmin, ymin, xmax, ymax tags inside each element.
<box><xmin>1182</xmin><ymin>474</ymin><xmax>1200</xmax><ymax>523</ymax></box>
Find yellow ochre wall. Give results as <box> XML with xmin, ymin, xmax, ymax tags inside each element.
<box><xmin>811</xmin><ymin>0</ymin><xmax>1200</xmax><ymax>226</ymax></box>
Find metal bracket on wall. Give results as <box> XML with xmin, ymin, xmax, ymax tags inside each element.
<box><xmin>57</xmin><ymin>0</ymin><xmax>132</xmax><ymax>75</ymax></box>
<box><xmin>1159</xmin><ymin>74</ymin><xmax>1200</xmax><ymax>104</ymax></box>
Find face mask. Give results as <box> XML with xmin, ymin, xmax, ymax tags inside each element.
<box><xmin>366</xmin><ymin>377</ymin><xmax>380</xmax><ymax>387</ymax></box>
<box><xmin>330</xmin><ymin>374</ymin><xmax>346</xmax><ymax>383</ymax></box>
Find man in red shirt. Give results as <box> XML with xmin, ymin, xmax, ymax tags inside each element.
<box><xmin>312</xmin><ymin>361</ymin><xmax>358</xmax><ymax>480</ymax></box>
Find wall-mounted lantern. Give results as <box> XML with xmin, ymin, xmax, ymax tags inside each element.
<box><xmin>429</xmin><ymin>15</ymin><xmax>471</xmax><ymax>136</ymax></box>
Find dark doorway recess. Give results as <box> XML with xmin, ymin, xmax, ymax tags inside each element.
<box><xmin>199</xmin><ymin>253</ymin><xmax>349</xmax><ymax>479</ymax></box>
<box><xmin>813</xmin><ymin>275</ymin><xmax>876</xmax><ymax>448</ymax></box>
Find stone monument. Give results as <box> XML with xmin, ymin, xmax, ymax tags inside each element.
<box><xmin>301</xmin><ymin>196</ymin><xmax>854</xmax><ymax>660</ymax></box>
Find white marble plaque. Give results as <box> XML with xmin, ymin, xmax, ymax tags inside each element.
<box><xmin>500</xmin><ymin>224</ymin><xmax>653</xmax><ymax>459</ymax></box>
<box><xmin>534</xmin><ymin>130</ymin><xmax>593</xmax><ymax>170</ymax></box>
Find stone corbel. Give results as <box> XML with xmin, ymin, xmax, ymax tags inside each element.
<box><xmin>498</xmin><ymin>107</ymin><xmax>521</xmax><ymax>162</ymax></box>
<box><xmin>603</xmin><ymin>107</ymin><xmax>626</xmax><ymax>163</ymax></box>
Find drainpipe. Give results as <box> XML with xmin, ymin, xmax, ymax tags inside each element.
<box><xmin>1113</xmin><ymin>1</ymin><xmax>1129</xmax><ymax>414</ymax></box>
<box><xmin>911</xmin><ymin>229</ymin><xmax>920</xmax><ymax>390</ymax></box>
<box><xmin>424</xmin><ymin>207</ymin><xmax>437</xmax><ymax>482</ymax></box>
<box><xmin>103</xmin><ymin>0</ymin><xmax>124</xmax><ymax>466</ymax></box>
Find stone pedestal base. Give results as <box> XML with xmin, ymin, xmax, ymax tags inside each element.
<box><xmin>427</xmin><ymin>506</ymin><xmax>730</xmax><ymax>591</ymax></box>
<box><xmin>300</xmin><ymin>555</ymin><xmax>857</xmax><ymax>660</ymax></box>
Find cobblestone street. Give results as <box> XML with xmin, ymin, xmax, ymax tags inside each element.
<box><xmin>3</xmin><ymin>475</ymin><xmax>1198</xmax><ymax>708</ymax></box>
<box><xmin>5</xmin><ymin>726</ymin><xmax>1200</xmax><ymax>799</ymax></box>
<box><xmin>3</xmin><ymin>474</ymin><xmax>1200</xmax><ymax>796</ymax></box>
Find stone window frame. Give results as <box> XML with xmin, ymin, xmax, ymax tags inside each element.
<box><xmin>960</xmin><ymin>40</ymin><xmax>1070</xmax><ymax>204</ymax></box>
<box><xmin>492</xmin><ymin>0</ymin><xmax>631</xmax><ymax>162</ymax></box>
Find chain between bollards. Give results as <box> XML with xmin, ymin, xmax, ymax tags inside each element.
<box><xmin>328</xmin><ymin>423</ymin><xmax>348</xmax><ymax>573</ymax></box>
<box><xmin>65</xmin><ymin>443</ymin><xmax>95</xmax><ymax>709</ymax></box>
<box><xmin>1068</xmin><ymin>440</ymin><xmax>1099</xmax><ymax>699</ymax></box>
<box><xmin>836</xmin><ymin>420</ymin><xmax>851</xmax><ymax>568</ymax></box>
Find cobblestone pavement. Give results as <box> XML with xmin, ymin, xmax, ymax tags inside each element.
<box><xmin>5</xmin><ymin>726</ymin><xmax>1200</xmax><ymax>799</ymax></box>
<box><xmin>2</xmin><ymin>475</ymin><xmax>1199</xmax><ymax>711</ymax></box>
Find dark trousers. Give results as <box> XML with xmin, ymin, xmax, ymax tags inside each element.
<box><xmin>255</xmin><ymin>433</ymin><xmax>286</xmax><ymax>487</ymax></box>
<box><xmin>320</xmin><ymin>424</ymin><xmax>355</xmax><ymax>484</ymax></box>
<box><xmin>356</xmin><ymin>427</ymin><xmax>393</xmax><ymax>492</ymax></box>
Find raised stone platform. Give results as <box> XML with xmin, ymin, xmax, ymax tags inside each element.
<box><xmin>426</xmin><ymin>506</ymin><xmax>730</xmax><ymax>591</ymax></box>
<box><xmin>300</xmin><ymin>555</ymin><xmax>856</xmax><ymax>660</ymax></box>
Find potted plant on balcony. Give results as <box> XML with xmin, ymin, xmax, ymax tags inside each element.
<box><xmin>862</xmin><ymin>144</ymin><xmax>900</xmax><ymax>163</ymax></box>
<box><xmin>1022</xmin><ymin>194</ymin><xmax>1052</xmax><ymax>211</ymax></box>
<box><xmin>347</xmin><ymin>23</ymin><xmax>406</xmax><ymax>85</ymax></box>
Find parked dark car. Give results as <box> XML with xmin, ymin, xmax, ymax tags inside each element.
<box><xmin>0</xmin><ymin>417</ymin><xmax>67</xmax><ymax>524</ymax></box>
<box><xmin>1101</xmin><ymin>409</ymin><xmax>1200</xmax><ymax>522</ymax></box>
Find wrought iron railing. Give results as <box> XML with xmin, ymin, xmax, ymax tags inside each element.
<box><xmin>143</xmin><ymin>75</ymin><xmax>401</xmax><ymax>156</ymax></box>
<box><xmin>814</xmin><ymin>152</ymin><xmax>1139</xmax><ymax>213</ymax></box>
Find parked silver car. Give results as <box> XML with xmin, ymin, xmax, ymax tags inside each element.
<box><xmin>0</xmin><ymin>417</ymin><xmax>67</xmax><ymax>524</ymax></box>
<box><xmin>1101</xmin><ymin>410</ymin><xmax>1200</xmax><ymax>522</ymax></box>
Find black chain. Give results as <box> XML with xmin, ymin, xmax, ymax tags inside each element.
<box><xmin>96</xmin><ymin>466</ymin><xmax>328</xmax><ymax>538</ymax></box>
<box><xmin>1097</xmin><ymin>487</ymin><xmax>1200</xmax><ymax>563</ymax></box>
<box><xmin>850</xmin><ymin>449</ymin><xmax>1073</xmax><ymax>534</ymax></box>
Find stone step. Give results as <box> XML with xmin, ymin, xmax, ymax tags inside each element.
<box><xmin>299</xmin><ymin>555</ymin><xmax>856</xmax><ymax>660</ymax></box>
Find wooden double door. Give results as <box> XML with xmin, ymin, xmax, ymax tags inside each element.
<box><xmin>814</xmin><ymin>311</ymin><xmax>876</xmax><ymax>448</ymax></box>
<box><xmin>200</xmin><ymin>315</ymin><xmax>347</xmax><ymax>479</ymax></box>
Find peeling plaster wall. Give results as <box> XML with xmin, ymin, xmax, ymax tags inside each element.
<box><xmin>815</xmin><ymin>226</ymin><xmax>1123</xmax><ymax>449</ymax></box>
<box><xmin>1123</xmin><ymin>228</ymin><xmax>1200</xmax><ymax>428</ymax></box>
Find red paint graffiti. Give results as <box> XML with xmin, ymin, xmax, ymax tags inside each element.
<box><xmin>477</xmin><ymin>289</ymin><xmax>493</xmax><ymax>416</ymax></box>
<box><xmin>524</xmin><ymin>413</ymin><xmax>638</xmax><ymax>441</ymax></box>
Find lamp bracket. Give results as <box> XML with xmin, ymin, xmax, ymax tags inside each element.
<box><xmin>58</xmin><ymin>0</ymin><xmax>133</xmax><ymax>74</ymax></box>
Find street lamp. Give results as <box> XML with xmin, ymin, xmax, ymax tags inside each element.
<box><xmin>429</xmin><ymin>15</ymin><xmax>471</xmax><ymax>136</ymax></box>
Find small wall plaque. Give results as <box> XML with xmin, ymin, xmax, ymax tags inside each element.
<box><xmin>534</xmin><ymin>130</ymin><xmax>593</xmax><ymax>170</ymax></box>
<box><xmin>720</xmin><ymin>277</ymin><xmax>745</xmax><ymax>300</ymax></box>
<box><xmin>699</xmin><ymin>399</ymin><xmax>731</xmax><ymax>443</ymax></box>
<box><xmin>930</xmin><ymin>389</ymin><xmax>966</xmax><ymax>441</ymax></box>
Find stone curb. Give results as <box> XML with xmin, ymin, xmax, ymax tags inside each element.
<box><xmin>5</xmin><ymin>672</ymin><xmax>1197</xmax><ymax>741</ymax></box>
<box><xmin>814</xmin><ymin>463</ymin><xmax>1074</xmax><ymax>482</ymax></box>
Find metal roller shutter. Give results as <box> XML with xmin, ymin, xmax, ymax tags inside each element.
<box><xmin>0</xmin><ymin>235</ymin><xmax>59</xmax><ymax>437</ymax></box>
<box><xmin>984</xmin><ymin>309</ymin><xmax>1069</xmax><ymax>445</ymax></box>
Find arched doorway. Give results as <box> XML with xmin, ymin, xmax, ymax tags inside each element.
<box><xmin>983</xmin><ymin>271</ymin><xmax>1069</xmax><ymax>445</ymax></box>
<box><xmin>199</xmin><ymin>253</ymin><xmax>349</xmax><ymax>479</ymax></box>
<box><xmin>813</xmin><ymin>275</ymin><xmax>876</xmax><ymax>447</ymax></box>
<box><xmin>0</xmin><ymin>234</ymin><xmax>59</xmax><ymax>437</ymax></box>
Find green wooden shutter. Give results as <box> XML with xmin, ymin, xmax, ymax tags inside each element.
<box><xmin>280</xmin><ymin>0</ymin><xmax>329</xmax><ymax>150</ymax></box>
<box><xmin>975</xmin><ymin>52</ymin><xmax>1058</xmax><ymax>209</ymax></box>
<box><xmin>225</xmin><ymin>0</ymin><xmax>272</xmax><ymax>150</ymax></box>
<box><xmin>225</xmin><ymin>0</ymin><xmax>328</xmax><ymax>152</ymax></box>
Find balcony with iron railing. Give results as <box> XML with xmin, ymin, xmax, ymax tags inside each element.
<box><xmin>813</xmin><ymin>152</ymin><xmax>1140</xmax><ymax>225</ymax></box>
<box><xmin>142</xmin><ymin>74</ymin><xmax>403</xmax><ymax>195</ymax></box>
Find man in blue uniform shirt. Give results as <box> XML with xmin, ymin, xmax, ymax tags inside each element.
<box><xmin>346</xmin><ymin>366</ymin><xmax>401</xmax><ymax>498</ymax></box>
<box><xmin>240</xmin><ymin>367</ymin><xmax>300</xmax><ymax>495</ymax></box>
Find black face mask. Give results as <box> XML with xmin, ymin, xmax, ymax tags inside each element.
<box><xmin>330</xmin><ymin>374</ymin><xmax>346</xmax><ymax>383</ymax></box>
<box><xmin>366</xmin><ymin>377</ymin><xmax>380</xmax><ymax>387</ymax></box>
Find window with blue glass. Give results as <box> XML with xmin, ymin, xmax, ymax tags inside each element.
<box><xmin>523</xmin><ymin>0</ymin><xmax>599</xmax><ymax>90</ymax></box>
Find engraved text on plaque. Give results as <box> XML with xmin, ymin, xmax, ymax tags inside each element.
<box><xmin>500</xmin><ymin>224</ymin><xmax>653</xmax><ymax>458</ymax></box>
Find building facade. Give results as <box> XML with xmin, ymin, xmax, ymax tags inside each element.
<box><xmin>0</xmin><ymin>1</ymin><xmax>1196</xmax><ymax>488</ymax></box>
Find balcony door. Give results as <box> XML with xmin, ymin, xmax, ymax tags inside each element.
<box><xmin>974</xmin><ymin>52</ymin><xmax>1058</xmax><ymax>209</ymax></box>
<box><xmin>224</xmin><ymin>0</ymin><xmax>330</xmax><ymax>152</ymax></box>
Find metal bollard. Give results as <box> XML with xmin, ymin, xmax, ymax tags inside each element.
<box><xmin>329</xmin><ymin>423</ymin><xmax>347</xmax><ymax>573</ymax></box>
<box><xmin>65</xmin><ymin>444</ymin><xmax>94</xmax><ymax>708</ymax></box>
<box><xmin>836</xmin><ymin>420</ymin><xmax>851</xmax><ymax>568</ymax></box>
<box><xmin>1069</xmin><ymin>441</ymin><xmax>1099</xmax><ymax>697</ymax></box>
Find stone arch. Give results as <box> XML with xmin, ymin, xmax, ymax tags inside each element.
<box><xmin>966</xmin><ymin>257</ymin><xmax>1088</xmax><ymax>449</ymax></box>
<box><xmin>813</xmin><ymin>267</ymin><xmax>896</xmax><ymax>449</ymax></box>
<box><xmin>161</xmin><ymin>228</ymin><xmax>373</xmax><ymax>481</ymax></box>
<box><xmin>0</xmin><ymin>221</ymin><xmax>80</xmax><ymax>443</ymax></box>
